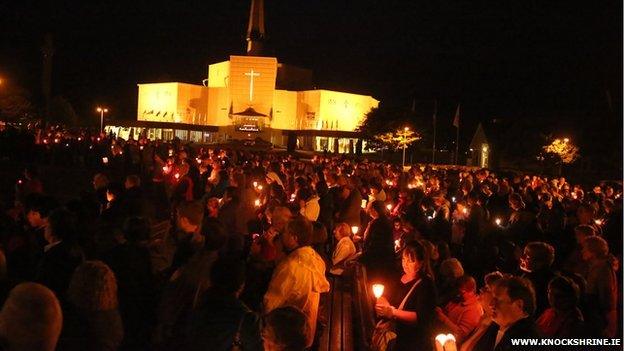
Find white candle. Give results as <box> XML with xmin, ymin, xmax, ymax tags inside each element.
<box><xmin>372</xmin><ymin>284</ymin><xmax>384</xmax><ymax>299</ymax></box>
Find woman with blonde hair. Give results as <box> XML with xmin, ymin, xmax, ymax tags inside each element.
<box><xmin>329</xmin><ymin>223</ymin><xmax>356</xmax><ymax>275</ymax></box>
<box><xmin>63</xmin><ymin>260</ymin><xmax>124</xmax><ymax>351</ymax></box>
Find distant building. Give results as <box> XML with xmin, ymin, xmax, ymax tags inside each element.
<box><xmin>107</xmin><ymin>0</ymin><xmax>378</xmax><ymax>153</ymax></box>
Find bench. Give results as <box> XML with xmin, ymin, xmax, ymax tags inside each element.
<box><xmin>352</xmin><ymin>263</ymin><xmax>376</xmax><ymax>350</ymax></box>
<box><xmin>318</xmin><ymin>271</ymin><xmax>354</xmax><ymax>351</ymax></box>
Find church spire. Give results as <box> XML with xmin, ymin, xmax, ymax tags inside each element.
<box><xmin>246</xmin><ymin>0</ymin><xmax>265</xmax><ymax>56</ymax></box>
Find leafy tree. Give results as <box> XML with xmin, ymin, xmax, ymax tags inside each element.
<box><xmin>0</xmin><ymin>85</ymin><xmax>34</xmax><ymax>121</ymax></box>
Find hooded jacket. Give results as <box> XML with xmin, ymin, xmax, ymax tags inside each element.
<box><xmin>264</xmin><ymin>246</ymin><xmax>330</xmax><ymax>347</ymax></box>
<box><xmin>300</xmin><ymin>195</ymin><xmax>320</xmax><ymax>222</ymax></box>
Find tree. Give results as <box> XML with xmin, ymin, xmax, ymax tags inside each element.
<box><xmin>0</xmin><ymin>86</ymin><xmax>34</xmax><ymax>121</ymax></box>
<box><xmin>543</xmin><ymin>138</ymin><xmax>580</xmax><ymax>164</ymax></box>
<box><xmin>358</xmin><ymin>105</ymin><xmax>418</xmax><ymax>151</ymax></box>
<box><xmin>542</xmin><ymin>137</ymin><xmax>580</xmax><ymax>175</ymax></box>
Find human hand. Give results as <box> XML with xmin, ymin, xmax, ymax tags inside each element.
<box><xmin>375</xmin><ymin>304</ymin><xmax>394</xmax><ymax>319</ymax></box>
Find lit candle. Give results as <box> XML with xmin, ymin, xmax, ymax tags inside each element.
<box><xmin>290</xmin><ymin>193</ymin><xmax>296</xmax><ymax>202</ymax></box>
<box><xmin>372</xmin><ymin>284</ymin><xmax>385</xmax><ymax>299</ymax></box>
<box><xmin>361</xmin><ymin>199</ymin><xmax>367</xmax><ymax>208</ymax></box>
<box><xmin>102</xmin><ymin>157</ymin><xmax>109</xmax><ymax>164</ymax></box>
<box><xmin>495</xmin><ymin>218</ymin><xmax>502</xmax><ymax>226</ymax></box>
<box><xmin>257</xmin><ymin>185</ymin><xmax>263</xmax><ymax>191</ymax></box>
<box><xmin>435</xmin><ymin>334</ymin><xmax>457</xmax><ymax>351</ymax></box>
<box><xmin>17</xmin><ymin>179</ymin><xmax>23</xmax><ymax>185</ymax></box>
<box><xmin>386</xmin><ymin>203</ymin><xmax>393</xmax><ymax>211</ymax></box>
<box><xmin>594</xmin><ymin>219</ymin><xmax>603</xmax><ymax>226</ymax></box>
<box><xmin>451</xmin><ymin>196</ymin><xmax>456</xmax><ymax>203</ymax></box>
<box><xmin>462</xmin><ymin>208</ymin><xmax>468</xmax><ymax>215</ymax></box>
<box><xmin>254</xmin><ymin>199</ymin><xmax>261</xmax><ymax>207</ymax></box>
<box><xmin>394</xmin><ymin>239</ymin><xmax>401</xmax><ymax>252</ymax></box>
<box><xmin>351</xmin><ymin>226</ymin><xmax>359</xmax><ymax>235</ymax></box>
<box><xmin>174</xmin><ymin>173</ymin><xmax>180</xmax><ymax>180</ymax></box>
<box><xmin>253</xmin><ymin>181</ymin><xmax>258</xmax><ymax>188</ymax></box>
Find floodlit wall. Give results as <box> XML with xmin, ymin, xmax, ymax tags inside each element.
<box><xmin>272</xmin><ymin>90</ymin><xmax>298</xmax><ymax>130</ymax></box>
<box><xmin>137</xmin><ymin>83</ymin><xmax>179</xmax><ymax>122</ymax></box>
<box><xmin>317</xmin><ymin>90</ymin><xmax>379</xmax><ymax>131</ymax></box>
<box><xmin>229</xmin><ymin>55</ymin><xmax>277</xmax><ymax>116</ymax></box>
<box><xmin>296</xmin><ymin>90</ymin><xmax>322</xmax><ymax>130</ymax></box>
<box><xmin>208</xmin><ymin>61</ymin><xmax>230</xmax><ymax>88</ymax></box>
<box><xmin>137</xmin><ymin>82</ymin><xmax>208</xmax><ymax>125</ymax></box>
<box><xmin>207</xmin><ymin>87</ymin><xmax>231</xmax><ymax>126</ymax></box>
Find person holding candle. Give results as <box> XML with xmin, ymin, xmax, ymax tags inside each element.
<box><xmin>375</xmin><ymin>240</ymin><xmax>437</xmax><ymax>351</ymax></box>
<box><xmin>435</xmin><ymin>275</ymin><xmax>483</xmax><ymax>343</ymax></box>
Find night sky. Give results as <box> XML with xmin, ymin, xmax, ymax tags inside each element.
<box><xmin>1</xmin><ymin>0</ymin><xmax>622</xmax><ymax>146</ymax></box>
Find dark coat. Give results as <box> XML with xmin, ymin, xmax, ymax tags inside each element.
<box><xmin>35</xmin><ymin>241</ymin><xmax>84</xmax><ymax>302</ymax></box>
<box><xmin>187</xmin><ymin>290</ymin><xmax>262</xmax><ymax>351</ymax></box>
<box><xmin>494</xmin><ymin>317</ymin><xmax>540</xmax><ymax>351</ymax></box>
<box><xmin>393</xmin><ymin>276</ymin><xmax>437</xmax><ymax>351</ymax></box>
<box><xmin>361</xmin><ymin>216</ymin><xmax>395</xmax><ymax>275</ymax></box>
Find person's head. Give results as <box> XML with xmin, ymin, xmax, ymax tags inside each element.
<box><xmin>401</xmin><ymin>240</ymin><xmax>430</xmax><ymax>277</ymax></box>
<box><xmin>581</xmin><ymin>236</ymin><xmax>609</xmax><ymax>261</ymax></box>
<box><xmin>124</xmin><ymin>174</ymin><xmax>141</xmax><ymax>189</ymax></box>
<box><xmin>0</xmin><ymin>283</ymin><xmax>63</xmax><ymax>351</ymax></box>
<box><xmin>368</xmin><ymin>200</ymin><xmax>386</xmax><ymax>219</ymax></box>
<box><xmin>490</xmin><ymin>276</ymin><xmax>536</xmax><ymax>328</ymax></box>
<box><xmin>282</xmin><ymin>215</ymin><xmax>313</xmax><ymax>251</ymax></box>
<box><xmin>270</xmin><ymin>206</ymin><xmax>292</xmax><ymax>231</ymax></box>
<box><xmin>574</xmin><ymin>224</ymin><xmax>595</xmax><ymax>245</ymax></box>
<box><xmin>122</xmin><ymin>216</ymin><xmax>150</xmax><ymax>243</ymax></box>
<box><xmin>92</xmin><ymin>173</ymin><xmax>109</xmax><ymax>191</ymax></box>
<box><xmin>479</xmin><ymin>271</ymin><xmax>504</xmax><ymax>316</ymax></box>
<box><xmin>439</xmin><ymin>258</ymin><xmax>465</xmax><ymax>281</ymax></box>
<box><xmin>25</xmin><ymin>194</ymin><xmax>55</xmax><ymax>229</ymax></box>
<box><xmin>339</xmin><ymin>185</ymin><xmax>352</xmax><ymax>200</ymax></box>
<box><xmin>576</xmin><ymin>204</ymin><xmax>595</xmax><ymax>224</ymax></box>
<box><xmin>508</xmin><ymin>193</ymin><xmax>525</xmax><ymax>211</ymax></box>
<box><xmin>333</xmin><ymin>222</ymin><xmax>351</xmax><ymax>242</ymax></box>
<box><xmin>547</xmin><ymin>276</ymin><xmax>579</xmax><ymax>312</ymax></box>
<box><xmin>44</xmin><ymin>208</ymin><xmax>77</xmax><ymax>245</ymax></box>
<box><xmin>202</xmin><ymin>220</ymin><xmax>227</xmax><ymax>251</ymax></box>
<box><xmin>68</xmin><ymin>261</ymin><xmax>118</xmax><ymax>312</ymax></box>
<box><xmin>369</xmin><ymin>182</ymin><xmax>382</xmax><ymax>195</ymax></box>
<box><xmin>176</xmin><ymin>201</ymin><xmax>204</xmax><ymax>233</ymax></box>
<box><xmin>206</xmin><ymin>197</ymin><xmax>220</xmax><ymax>218</ymax></box>
<box><xmin>520</xmin><ymin>242</ymin><xmax>555</xmax><ymax>272</ymax></box>
<box><xmin>262</xmin><ymin>306</ymin><xmax>307</xmax><ymax>351</ymax></box>
<box><xmin>210</xmin><ymin>258</ymin><xmax>245</xmax><ymax>296</ymax></box>
<box><xmin>457</xmin><ymin>275</ymin><xmax>478</xmax><ymax>300</ymax></box>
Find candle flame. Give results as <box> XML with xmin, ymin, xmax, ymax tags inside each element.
<box><xmin>372</xmin><ymin>284</ymin><xmax>385</xmax><ymax>299</ymax></box>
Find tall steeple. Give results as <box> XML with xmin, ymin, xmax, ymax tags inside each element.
<box><xmin>246</xmin><ymin>0</ymin><xmax>265</xmax><ymax>56</ymax></box>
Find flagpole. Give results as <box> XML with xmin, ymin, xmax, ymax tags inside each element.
<box><xmin>432</xmin><ymin>99</ymin><xmax>437</xmax><ymax>164</ymax></box>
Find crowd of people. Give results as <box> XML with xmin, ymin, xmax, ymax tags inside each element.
<box><xmin>0</xmin><ymin>124</ymin><xmax>622</xmax><ymax>351</ymax></box>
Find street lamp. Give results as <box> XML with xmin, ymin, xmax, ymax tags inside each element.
<box><xmin>96</xmin><ymin>107</ymin><xmax>109</xmax><ymax>134</ymax></box>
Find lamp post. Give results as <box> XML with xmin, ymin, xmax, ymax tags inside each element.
<box><xmin>96</xmin><ymin>107</ymin><xmax>108</xmax><ymax>134</ymax></box>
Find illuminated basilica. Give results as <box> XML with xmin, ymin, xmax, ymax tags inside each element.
<box><xmin>110</xmin><ymin>0</ymin><xmax>378</xmax><ymax>153</ymax></box>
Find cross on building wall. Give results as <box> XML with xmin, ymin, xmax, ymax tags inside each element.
<box><xmin>244</xmin><ymin>69</ymin><xmax>261</xmax><ymax>102</ymax></box>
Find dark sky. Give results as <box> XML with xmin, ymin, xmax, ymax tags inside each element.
<box><xmin>1</xmin><ymin>0</ymin><xmax>621</xmax><ymax>142</ymax></box>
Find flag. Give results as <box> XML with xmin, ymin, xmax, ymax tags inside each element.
<box><xmin>452</xmin><ymin>104</ymin><xmax>460</xmax><ymax>128</ymax></box>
